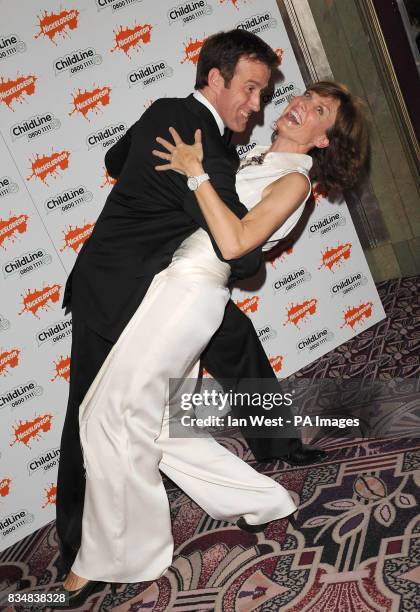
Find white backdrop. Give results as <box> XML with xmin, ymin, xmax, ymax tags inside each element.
<box><xmin>0</xmin><ymin>0</ymin><xmax>385</xmax><ymax>550</ymax></box>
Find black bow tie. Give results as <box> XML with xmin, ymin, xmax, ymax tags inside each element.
<box><xmin>222</xmin><ymin>127</ymin><xmax>233</xmax><ymax>145</ymax></box>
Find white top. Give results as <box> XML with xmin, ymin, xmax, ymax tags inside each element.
<box><xmin>193</xmin><ymin>91</ymin><xmax>224</xmax><ymax>136</ymax></box>
<box><xmin>236</xmin><ymin>146</ymin><xmax>313</xmax><ymax>251</ymax></box>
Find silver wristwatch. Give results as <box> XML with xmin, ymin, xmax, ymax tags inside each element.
<box><xmin>187</xmin><ymin>173</ymin><xmax>209</xmax><ymax>191</ymax></box>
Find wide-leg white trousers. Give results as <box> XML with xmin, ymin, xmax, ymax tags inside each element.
<box><xmin>72</xmin><ymin>230</ymin><xmax>296</xmax><ymax>583</ymax></box>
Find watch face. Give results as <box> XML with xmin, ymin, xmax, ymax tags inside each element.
<box><xmin>187</xmin><ymin>177</ymin><xmax>198</xmax><ymax>190</ymax></box>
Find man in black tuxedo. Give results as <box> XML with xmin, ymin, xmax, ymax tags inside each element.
<box><xmin>57</xmin><ymin>30</ymin><xmax>325</xmax><ymax>573</ymax></box>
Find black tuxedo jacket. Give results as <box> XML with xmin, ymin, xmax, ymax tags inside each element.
<box><xmin>63</xmin><ymin>95</ymin><xmax>262</xmax><ymax>342</ymax></box>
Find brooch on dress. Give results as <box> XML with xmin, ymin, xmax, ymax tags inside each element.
<box><xmin>238</xmin><ymin>152</ymin><xmax>267</xmax><ymax>170</ymax></box>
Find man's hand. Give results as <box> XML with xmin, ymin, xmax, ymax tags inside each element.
<box><xmin>153</xmin><ymin>127</ymin><xmax>204</xmax><ymax>176</ymax></box>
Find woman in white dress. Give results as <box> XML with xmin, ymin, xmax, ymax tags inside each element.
<box><xmin>63</xmin><ymin>82</ymin><xmax>368</xmax><ymax>601</ymax></box>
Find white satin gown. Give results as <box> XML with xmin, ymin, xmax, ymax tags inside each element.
<box><xmin>72</xmin><ymin>149</ymin><xmax>312</xmax><ymax>582</ymax></box>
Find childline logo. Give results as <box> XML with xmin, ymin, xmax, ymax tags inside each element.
<box><xmin>273</xmin><ymin>267</ymin><xmax>311</xmax><ymax>293</ymax></box>
<box><xmin>236</xmin><ymin>13</ymin><xmax>277</xmax><ymax>36</ymax></box>
<box><xmin>35</xmin><ymin>9</ymin><xmax>79</xmax><ymax>44</ymax></box>
<box><xmin>168</xmin><ymin>2</ymin><xmax>212</xmax><ymax>25</ymax></box>
<box><xmin>69</xmin><ymin>86</ymin><xmax>112</xmax><ymax>121</ymax></box>
<box><xmin>0</xmin><ymin>74</ymin><xmax>37</xmax><ymax>110</ymax></box>
<box><xmin>330</xmin><ymin>272</ymin><xmax>368</xmax><ymax>297</ymax></box>
<box><xmin>11</xmin><ymin>112</ymin><xmax>61</xmax><ymax>142</ymax></box>
<box><xmin>19</xmin><ymin>284</ymin><xmax>62</xmax><ymax>318</ymax></box>
<box><xmin>3</xmin><ymin>248</ymin><xmax>52</xmax><ymax>278</ymax></box>
<box><xmin>0</xmin><ymin>34</ymin><xmax>27</xmax><ymax>61</ymax></box>
<box><xmin>0</xmin><ymin>380</ymin><xmax>43</xmax><ymax>410</ymax></box>
<box><xmin>27</xmin><ymin>448</ymin><xmax>60</xmax><ymax>474</ymax></box>
<box><xmin>0</xmin><ymin>214</ymin><xmax>29</xmax><ymax>249</ymax></box>
<box><xmin>51</xmin><ymin>355</ymin><xmax>71</xmax><ymax>382</ymax></box>
<box><xmin>37</xmin><ymin>318</ymin><xmax>72</xmax><ymax>346</ymax></box>
<box><xmin>309</xmin><ymin>212</ymin><xmax>346</xmax><ymax>237</ymax></box>
<box><xmin>60</xmin><ymin>222</ymin><xmax>95</xmax><ymax>253</ymax></box>
<box><xmin>42</xmin><ymin>483</ymin><xmax>57</xmax><ymax>508</ymax></box>
<box><xmin>87</xmin><ymin>123</ymin><xmax>126</xmax><ymax>150</ymax></box>
<box><xmin>0</xmin><ymin>478</ymin><xmax>12</xmax><ymax>498</ymax></box>
<box><xmin>262</xmin><ymin>82</ymin><xmax>300</xmax><ymax>107</ymax></box>
<box><xmin>111</xmin><ymin>23</ymin><xmax>153</xmax><ymax>57</ymax></box>
<box><xmin>235</xmin><ymin>295</ymin><xmax>260</xmax><ymax>315</ymax></box>
<box><xmin>0</xmin><ymin>315</ymin><xmax>11</xmax><ymax>332</ymax></box>
<box><xmin>297</xmin><ymin>328</ymin><xmax>334</xmax><ymax>353</ymax></box>
<box><xmin>27</xmin><ymin>150</ymin><xmax>71</xmax><ymax>184</ymax></box>
<box><xmin>284</xmin><ymin>298</ymin><xmax>318</xmax><ymax>327</ymax></box>
<box><xmin>341</xmin><ymin>302</ymin><xmax>373</xmax><ymax>329</ymax></box>
<box><xmin>237</xmin><ymin>141</ymin><xmax>258</xmax><ymax>158</ymax></box>
<box><xmin>10</xmin><ymin>413</ymin><xmax>53</xmax><ymax>448</ymax></box>
<box><xmin>181</xmin><ymin>36</ymin><xmax>207</xmax><ymax>65</ymax></box>
<box><xmin>94</xmin><ymin>0</ymin><xmax>143</xmax><ymax>12</ymax></box>
<box><xmin>54</xmin><ymin>47</ymin><xmax>102</xmax><ymax>77</ymax></box>
<box><xmin>319</xmin><ymin>243</ymin><xmax>352</xmax><ymax>271</ymax></box>
<box><xmin>45</xmin><ymin>185</ymin><xmax>93</xmax><ymax>214</ymax></box>
<box><xmin>128</xmin><ymin>60</ymin><xmax>174</xmax><ymax>88</ymax></box>
<box><xmin>257</xmin><ymin>324</ymin><xmax>277</xmax><ymax>343</ymax></box>
<box><xmin>0</xmin><ymin>176</ymin><xmax>19</xmax><ymax>199</ymax></box>
<box><xmin>0</xmin><ymin>509</ymin><xmax>34</xmax><ymax>538</ymax></box>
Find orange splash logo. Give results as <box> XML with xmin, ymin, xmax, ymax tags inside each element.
<box><xmin>312</xmin><ymin>184</ymin><xmax>327</xmax><ymax>203</ymax></box>
<box><xmin>111</xmin><ymin>23</ymin><xmax>153</xmax><ymax>57</ymax></box>
<box><xmin>269</xmin><ymin>355</ymin><xmax>283</xmax><ymax>373</ymax></box>
<box><xmin>269</xmin><ymin>247</ymin><xmax>293</xmax><ymax>268</ymax></box>
<box><xmin>235</xmin><ymin>296</ymin><xmax>260</xmax><ymax>315</ymax></box>
<box><xmin>220</xmin><ymin>0</ymin><xmax>241</xmax><ymax>7</ymax></box>
<box><xmin>273</xmin><ymin>48</ymin><xmax>284</xmax><ymax>64</ymax></box>
<box><xmin>320</xmin><ymin>243</ymin><xmax>352</xmax><ymax>271</ymax></box>
<box><xmin>35</xmin><ymin>9</ymin><xmax>79</xmax><ymax>44</ymax></box>
<box><xmin>42</xmin><ymin>483</ymin><xmax>57</xmax><ymax>508</ymax></box>
<box><xmin>19</xmin><ymin>284</ymin><xmax>61</xmax><ymax>318</ymax></box>
<box><xmin>0</xmin><ymin>349</ymin><xmax>20</xmax><ymax>376</ymax></box>
<box><xmin>51</xmin><ymin>355</ymin><xmax>70</xmax><ymax>382</ymax></box>
<box><xmin>0</xmin><ymin>478</ymin><xmax>12</xmax><ymax>497</ymax></box>
<box><xmin>0</xmin><ymin>214</ymin><xmax>29</xmax><ymax>249</ymax></box>
<box><xmin>69</xmin><ymin>86</ymin><xmax>111</xmax><ymax>120</ymax></box>
<box><xmin>285</xmin><ymin>298</ymin><xmax>318</xmax><ymax>327</ymax></box>
<box><xmin>181</xmin><ymin>37</ymin><xmax>206</xmax><ymax>65</ymax></box>
<box><xmin>341</xmin><ymin>302</ymin><xmax>373</xmax><ymax>329</ymax></box>
<box><xmin>10</xmin><ymin>414</ymin><xmax>53</xmax><ymax>448</ymax></box>
<box><xmin>0</xmin><ymin>75</ymin><xmax>37</xmax><ymax>110</ymax></box>
<box><xmin>100</xmin><ymin>168</ymin><xmax>117</xmax><ymax>188</ymax></box>
<box><xmin>27</xmin><ymin>151</ymin><xmax>71</xmax><ymax>184</ymax></box>
<box><xmin>61</xmin><ymin>222</ymin><xmax>94</xmax><ymax>253</ymax></box>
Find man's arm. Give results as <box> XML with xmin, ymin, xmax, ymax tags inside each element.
<box><xmin>105</xmin><ymin>125</ymin><xmax>134</xmax><ymax>179</ymax></box>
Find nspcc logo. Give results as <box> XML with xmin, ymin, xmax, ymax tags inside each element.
<box><xmin>87</xmin><ymin>124</ymin><xmax>126</xmax><ymax>150</ymax></box>
<box><xmin>11</xmin><ymin>113</ymin><xmax>61</xmax><ymax>142</ymax></box>
<box><xmin>273</xmin><ymin>267</ymin><xmax>311</xmax><ymax>294</ymax></box>
<box><xmin>35</xmin><ymin>9</ymin><xmax>79</xmax><ymax>44</ymax></box>
<box><xmin>37</xmin><ymin>318</ymin><xmax>72</xmax><ymax>346</ymax></box>
<box><xmin>128</xmin><ymin>60</ymin><xmax>173</xmax><ymax>88</ymax></box>
<box><xmin>0</xmin><ymin>509</ymin><xmax>34</xmax><ymax>538</ymax></box>
<box><xmin>181</xmin><ymin>37</ymin><xmax>206</xmax><ymax>65</ymax></box>
<box><xmin>236</xmin><ymin>13</ymin><xmax>277</xmax><ymax>35</ymax></box>
<box><xmin>297</xmin><ymin>328</ymin><xmax>334</xmax><ymax>353</ymax></box>
<box><xmin>45</xmin><ymin>185</ymin><xmax>93</xmax><ymax>214</ymax></box>
<box><xmin>309</xmin><ymin>212</ymin><xmax>346</xmax><ymax>237</ymax></box>
<box><xmin>0</xmin><ymin>34</ymin><xmax>27</xmax><ymax>61</ymax></box>
<box><xmin>331</xmin><ymin>272</ymin><xmax>368</xmax><ymax>297</ymax></box>
<box><xmin>168</xmin><ymin>1</ymin><xmax>212</xmax><ymax>25</ymax></box>
<box><xmin>69</xmin><ymin>86</ymin><xmax>111</xmax><ymax>120</ymax></box>
<box><xmin>28</xmin><ymin>448</ymin><xmax>59</xmax><ymax>475</ymax></box>
<box><xmin>111</xmin><ymin>23</ymin><xmax>152</xmax><ymax>56</ymax></box>
<box><xmin>27</xmin><ymin>151</ymin><xmax>71</xmax><ymax>184</ymax></box>
<box><xmin>0</xmin><ymin>74</ymin><xmax>37</xmax><ymax>109</ymax></box>
<box><xmin>0</xmin><ymin>380</ymin><xmax>43</xmax><ymax>410</ymax></box>
<box><xmin>3</xmin><ymin>248</ymin><xmax>52</xmax><ymax>278</ymax></box>
<box><xmin>54</xmin><ymin>48</ymin><xmax>102</xmax><ymax>76</ymax></box>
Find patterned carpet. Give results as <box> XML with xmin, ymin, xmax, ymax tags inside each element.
<box><xmin>1</xmin><ymin>276</ymin><xmax>419</xmax><ymax>611</ymax></box>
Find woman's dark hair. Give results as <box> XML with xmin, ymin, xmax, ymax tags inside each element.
<box><xmin>195</xmin><ymin>29</ymin><xmax>279</xmax><ymax>89</ymax></box>
<box><xmin>308</xmin><ymin>81</ymin><xmax>369</xmax><ymax>198</ymax></box>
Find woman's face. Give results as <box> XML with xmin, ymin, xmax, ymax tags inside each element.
<box><xmin>275</xmin><ymin>90</ymin><xmax>340</xmax><ymax>150</ymax></box>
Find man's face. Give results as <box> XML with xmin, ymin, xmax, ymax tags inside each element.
<box><xmin>213</xmin><ymin>57</ymin><xmax>271</xmax><ymax>132</ymax></box>
<box><xmin>275</xmin><ymin>89</ymin><xmax>340</xmax><ymax>149</ymax></box>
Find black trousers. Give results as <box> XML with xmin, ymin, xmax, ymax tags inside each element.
<box><xmin>56</xmin><ymin>300</ymin><xmax>294</xmax><ymax>572</ymax></box>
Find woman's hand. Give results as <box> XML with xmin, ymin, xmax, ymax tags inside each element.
<box><xmin>153</xmin><ymin>127</ymin><xmax>204</xmax><ymax>176</ymax></box>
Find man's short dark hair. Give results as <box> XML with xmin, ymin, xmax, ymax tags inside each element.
<box><xmin>195</xmin><ymin>29</ymin><xmax>279</xmax><ymax>89</ymax></box>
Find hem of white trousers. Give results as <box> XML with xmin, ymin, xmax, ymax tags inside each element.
<box><xmin>70</xmin><ymin>564</ymin><xmax>171</xmax><ymax>584</ymax></box>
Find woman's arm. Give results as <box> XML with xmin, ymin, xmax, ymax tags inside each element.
<box><xmin>153</xmin><ymin>128</ymin><xmax>309</xmax><ymax>259</ymax></box>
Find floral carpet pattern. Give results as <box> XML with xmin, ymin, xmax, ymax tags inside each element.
<box><xmin>0</xmin><ymin>276</ymin><xmax>419</xmax><ymax>611</ymax></box>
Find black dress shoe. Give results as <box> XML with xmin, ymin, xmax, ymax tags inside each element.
<box><xmin>237</xmin><ymin>517</ymin><xmax>268</xmax><ymax>532</ymax></box>
<box><xmin>254</xmin><ymin>439</ymin><xmax>327</xmax><ymax>466</ymax></box>
<box><xmin>56</xmin><ymin>580</ymin><xmax>105</xmax><ymax>608</ymax></box>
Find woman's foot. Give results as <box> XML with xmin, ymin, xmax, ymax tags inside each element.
<box><xmin>63</xmin><ymin>570</ymin><xmax>89</xmax><ymax>591</ymax></box>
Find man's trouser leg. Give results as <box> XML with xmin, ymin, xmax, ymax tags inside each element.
<box><xmin>201</xmin><ymin>299</ymin><xmax>296</xmax><ymax>460</ymax></box>
<box><xmin>56</xmin><ymin>316</ymin><xmax>113</xmax><ymax>573</ymax></box>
